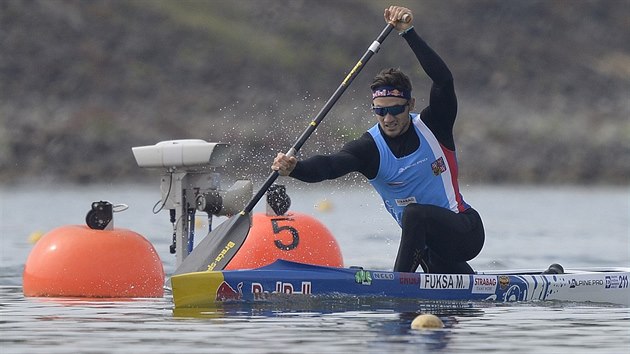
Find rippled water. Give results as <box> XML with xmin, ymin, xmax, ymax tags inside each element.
<box><xmin>1</xmin><ymin>184</ymin><xmax>629</xmax><ymax>353</ymax></box>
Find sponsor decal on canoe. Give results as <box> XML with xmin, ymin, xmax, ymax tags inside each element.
<box><xmin>420</xmin><ymin>274</ymin><xmax>470</xmax><ymax>290</ymax></box>
<box><xmin>605</xmin><ymin>275</ymin><xmax>629</xmax><ymax>289</ymax></box>
<box><xmin>569</xmin><ymin>278</ymin><xmax>604</xmax><ymax>288</ymax></box>
<box><xmin>399</xmin><ymin>274</ymin><xmax>420</xmax><ymax>285</ymax></box>
<box><xmin>498</xmin><ymin>275</ymin><xmax>510</xmax><ymax>290</ymax></box>
<box><xmin>372</xmin><ymin>272</ymin><xmax>395</xmax><ymax>280</ymax></box>
<box><xmin>472</xmin><ymin>275</ymin><xmax>497</xmax><ymax>294</ymax></box>
<box><xmin>216</xmin><ymin>281</ymin><xmax>243</xmax><ymax>301</ymax></box>
<box><xmin>355</xmin><ymin>270</ymin><xmax>372</xmax><ymax>285</ymax></box>
<box><xmin>251</xmin><ymin>281</ymin><xmax>312</xmax><ymax>300</ymax></box>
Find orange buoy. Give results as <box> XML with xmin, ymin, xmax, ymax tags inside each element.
<box><xmin>225</xmin><ymin>211</ymin><xmax>343</xmax><ymax>270</ymax></box>
<box><xmin>23</xmin><ymin>225</ymin><xmax>164</xmax><ymax>298</ymax></box>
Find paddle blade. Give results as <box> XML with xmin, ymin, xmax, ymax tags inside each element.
<box><xmin>172</xmin><ymin>212</ymin><xmax>251</xmax><ymax>276</ymax></box>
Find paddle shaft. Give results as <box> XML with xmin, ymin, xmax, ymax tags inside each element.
<box><xmin>242</xmin><ymin>23</ymin><xmax>396</xmax><ymax>214</ymax></box>
<box><xmin>173</xmin><ymin>22</ymin><xmax>402</xmax><ymax>274</ymax></box>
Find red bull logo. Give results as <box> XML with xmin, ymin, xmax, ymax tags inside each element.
<box><xmin>215</xmin><ymin>281</ymin><xmax>243</xmax><ymax>301</ymax></box>
<box><xmin>252</xmin><ymin>281</ymin><xmax>312</xmax><ymax>300</ymax></box>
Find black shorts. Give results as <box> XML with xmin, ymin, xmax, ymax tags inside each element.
<box><xmin>393</xmin><ymin>204</ymin><xmax>485</xmax><ymax>274</ymax></box>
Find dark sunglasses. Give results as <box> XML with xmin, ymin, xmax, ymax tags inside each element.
<box><xmin>371</xmin><ymin>102</ymin><xmax>409</xmax><ymax>117</ymax></box>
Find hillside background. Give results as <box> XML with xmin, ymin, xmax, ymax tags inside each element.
<box><xmin>1</xmin><ymin>0</ymin><xmax>629</xmax><ymax>185</ymax></box>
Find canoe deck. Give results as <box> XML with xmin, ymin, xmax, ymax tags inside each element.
<box><xmin>171</xmin><ymin>260</ymin><xmax>630</xmax><ymax>308</ymax></box>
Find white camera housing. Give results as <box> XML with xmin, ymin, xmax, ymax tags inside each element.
<box><xmin>132</xmin><ymin>139</ymin><xmax>230</xmax><ymax>170</ymax></box>
<box><xmin>132</xmin><ymin>139</ymin><xmax>252</xmax><ymax>266</ymax></box>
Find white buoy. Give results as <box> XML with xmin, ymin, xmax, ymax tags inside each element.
<box><xmin>411</xmin><ymin>314</ymin><xmax>444</xmax><ymax>330</ymax></box>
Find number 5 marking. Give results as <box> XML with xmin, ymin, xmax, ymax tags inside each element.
<box><xmin>271</xmin><ymin>218</ymin><xmax>299</xmax><ymax>251</ymax></box>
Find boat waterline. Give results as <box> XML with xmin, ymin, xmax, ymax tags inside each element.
<box><xmin>171</xmin><ymin>260</ymin><xmax>630</xmax><ymax>308</ymax></box>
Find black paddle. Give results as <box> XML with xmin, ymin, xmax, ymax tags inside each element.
<box><xmin>172</xmin><ymin>21</ymin><xmax>399</xmax><ymax>276</ymax></box>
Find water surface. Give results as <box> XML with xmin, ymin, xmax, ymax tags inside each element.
<box><xmin>1</xmin><ymin>184</ymin><xmax>629</xmax><ymax>353</ymax></box>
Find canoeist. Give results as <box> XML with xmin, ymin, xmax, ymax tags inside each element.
<box><xmin>272</xmin><ymin>5</ymin><xmax>485</xmax><ymax>274</ymax></box>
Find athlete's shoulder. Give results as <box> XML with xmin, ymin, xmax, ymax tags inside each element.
<box><xmin>343</xmin><ymin>132</ymin><xmax>376</xmax><ymax>154</ymax></box>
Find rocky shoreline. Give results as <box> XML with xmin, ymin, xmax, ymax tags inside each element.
<box><xmin>2</xmin><ymin>0</ymin><xmax>628</xmax><ymax>185</ymax></box>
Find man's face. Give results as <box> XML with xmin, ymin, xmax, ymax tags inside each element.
<box><xmin>372</xmin><ymin>97</ymin><xmax>414</xmax><ymax>138</ymax></box>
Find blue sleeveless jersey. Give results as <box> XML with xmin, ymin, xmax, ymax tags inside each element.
<box><xmin>368</xmin><ymin>113</ymin><xmax>470</xmax><ymax>226</ymax></box>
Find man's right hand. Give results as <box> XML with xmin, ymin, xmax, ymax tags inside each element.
<box><xmin>272</xmin><ymin>152</ymin><xmax>297</xmax><ymax>176</ymax></box>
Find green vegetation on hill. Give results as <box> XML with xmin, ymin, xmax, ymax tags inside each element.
<box><xmin>1</xmin><ymin>0</ymin><xmax>628</xmax><ymax>185</ymax></box>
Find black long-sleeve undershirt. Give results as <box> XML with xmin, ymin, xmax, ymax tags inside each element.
<box><xmin>291</xmin><ymin>28</ymin><xmax>457</xmax><ymax>182</ymax></box>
